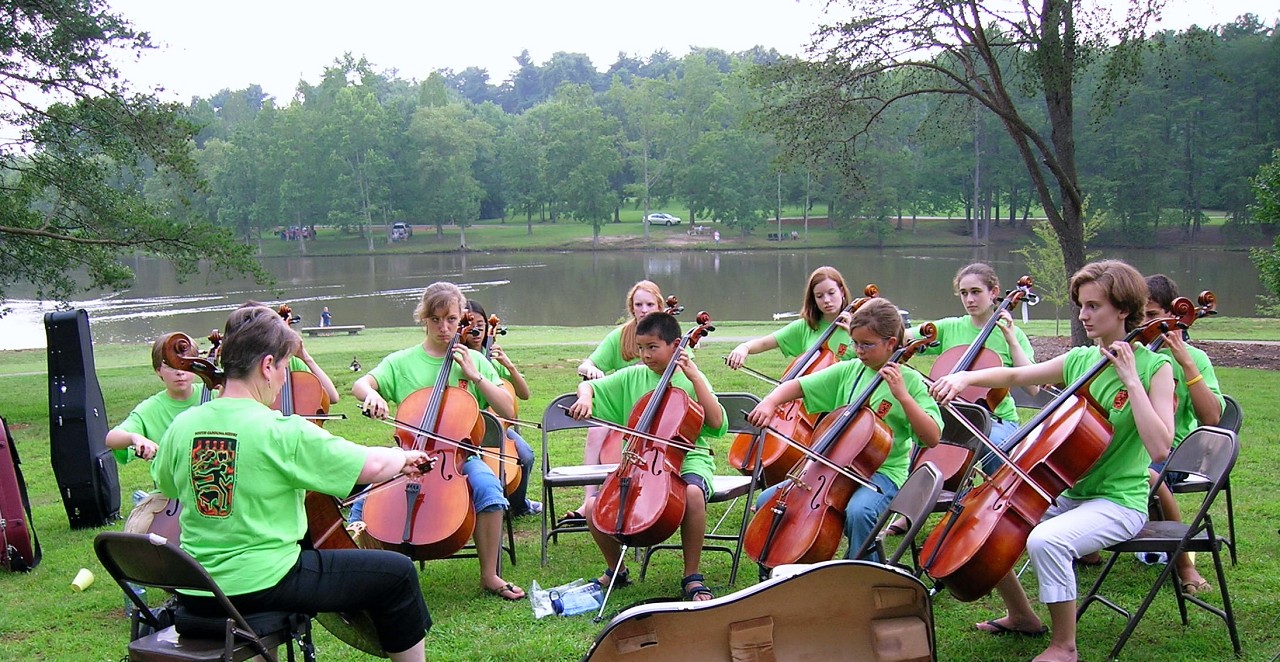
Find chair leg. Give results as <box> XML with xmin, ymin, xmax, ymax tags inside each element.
<box><xmin>1208</xmin><ymin>545</ymin><xmax>1243</xmax><ymax>655</ymax></box>
<box><xmin>504</xmin><ymin>509</ymin><xmax>517</xmax><ymax>566</ymax></box>
<box><xmin>1223</xmin><ymin>480</ymin><xmax>1237</xmax><ymax>565</ymax></box>
<box><xmin>1107</xmin><ymin>557</ymin><xmax>1181</xmax><ymax>660</ymax></box>
<box><xmin>540</xmin><ymin>483</ymin><xmax>552</xmax><ymax>567</ymax></box>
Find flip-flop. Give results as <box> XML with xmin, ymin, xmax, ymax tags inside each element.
<box><xmin>557</xmin><ymin>510</ymin><xmax>584</xmax><ymax>525</ymax></box>
<box><xmin>976</xmin><ymin>619</ymin><xmax>1049</xmax><ymax>637</ymax></box>
<box><xmin>1181</xmin><ymin>579</ymin><xmax>1212</xmax><ymax>596</ymax></box>
<box><xmin>486</xmin><ymin>583</ymin><xmax>526</xmax><ymax>601</ymax></box>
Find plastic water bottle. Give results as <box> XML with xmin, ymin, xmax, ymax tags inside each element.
<box><xmin>124</xmin><ymin>582</ymin><xmax>146</xmax><ymax>618</ymax></box>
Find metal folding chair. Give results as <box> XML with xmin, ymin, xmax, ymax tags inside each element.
<box><xmin>851</xmin><ymin>462</ymin><xmax>944</xmax><ymax>571</ymax></box>
<box><xmin>450</xmin><ymin>411</ymin><xmax>517</xmax><ymax>567</ymax></box>
<box><xmin>540</xmin><ymin>392</ymin><xmax>617</xmax><ymax>565</ymax></box>
<box><xmin>94</xmin><ymin>531</ymin><xmax>314</xmax><ymax>662</ymax></box>
<box><xmin>1077</xmin><ymin>426</ymin><xmax>1241</xmax><ymax>660</ymax></box>
<box><xmin>1169</xmin><ymin>394</ymin><xmax>1241</xmax><ymax>564</ymax></box>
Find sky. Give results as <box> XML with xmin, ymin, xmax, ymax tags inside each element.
<box><xmin>107</xmin><ymin>0</ymin><xmax>1275</xmax><ymax>104</ymax></box>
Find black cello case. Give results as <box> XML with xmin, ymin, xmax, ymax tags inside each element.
<box><xmin>44</xmin><ymin>309</ymin><xmax>120</xmax><ymax>528</ymax></box>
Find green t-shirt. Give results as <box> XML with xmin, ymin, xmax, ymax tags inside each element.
<box><xmin>111</xmin><ymin>384</ymin><xmax>211</xmax><ymax>464</ymax></box>
<box><xmin>151</xmin><ymin>398</ymin><xmax>367</xmax><ymax>596</ymax></box>
<box><xmin>588</xmin><ymin>364</ymin><xmax>728</xmax><ymax>494</ymax></box>
<box><xmin>1160</xmin><ymin>344</ymin><xmax>1223</xmax><ymax>447</ymax></box>
<box><xmin>1061</xmin><ymin>345</ymin><xmax>1172</xmax><ymax>511</ymax></box>
<box><xmin>587</xmin><ymin>326</ymin><xmax>636</xmax><ymax>374</ymax></box>
<box><xmin>913</xmin><ymin>316</ymin><xmax>1034</xmax><ymax>425</ymax></box>
<box><xmin>368</xmin><ymin>344</ymin><xmax>501</xmax><ymax>408</ymax></box>
<box><xmin>771</xmin><ymin>318</ymin><xmax>856</xmax><ymax>364</ymax></box>
<box><xmin>795</xmin><ymin>361</ymin><xmax>942</xmax><ymax>489</ymax></box>
<box><xmin>490</xmin><ymin>358</ymin><xmax>513</xmax><ymax>382</ymax></box>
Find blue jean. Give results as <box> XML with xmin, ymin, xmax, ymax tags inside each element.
<box><xmin>348</xmin><ymin>455</ymin><xmax>508</xmax><ymax>523</ymax></box>
<box><xmin>977</xmin><ymin>417</ymin><xmax>1020</xmax><ymax>476</ymax></box>
<box><xmin>508</xmin><ymin>429</ymin><xmax>537</xmax><ymax>514</ymax></box>
<box><xmin>754</xmin><ymin>471</ymin><xmax>899</xmax><ymax>562</ymax></box>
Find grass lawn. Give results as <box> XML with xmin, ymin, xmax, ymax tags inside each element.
<box><xmin>1</xmin><ymin>326</ymin><xmax>1277</xmax><ymax>661</ymax></box>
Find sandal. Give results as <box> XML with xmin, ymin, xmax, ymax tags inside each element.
<box><xmin>1181</xmin><ymin>579</ymin><xmax>1211</xmax><ymax>596</ymax></box>
<box><xmin>681</xmin><ymin>573</ymin><xmax>714</xmax><ymax>602</ymax></box>
<box><xmin>885</xmin><ymin>517</ymin><xmax>909</xmax><ymax>536</ymax></box>
<box><xmin>592</xmin><ymin>567</ymin><xmax>632</xmax><ymax>590</ymax></box>
<box><xmin>557</xmin><ymin>509</ymin><xmax>585</xmax><ymax>525</ymax></box>
<box><xmin>485</xmin><ymin>582</ymin><xmax>526</xmax><ymax>601</ymax></box>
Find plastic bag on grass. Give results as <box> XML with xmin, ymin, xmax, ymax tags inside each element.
<box><xmin>530</xmin><ymin>579</ymin><xmax>603</xmax><ymax>619</ymax></box>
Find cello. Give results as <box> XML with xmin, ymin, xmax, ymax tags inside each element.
<box><xmin>359</xmin><ymin>313</ymin><xmax>483</xmax><ymax>560</ymax></box>
<box><xmin>727</xmin><ymin>284</ymin><xmax>880</xmax><ymax>486</ymax></box>
<box><xmin>590</xmin><ymin>311</ymin><xmax>717</xmax><ymax>548</ymax></box>
<box><xmin>479</xmin><ymin>313</ymin><xmax>521</xmax><ymax>496</ymax></box>
<box><xmin>928</xmin><ymin>275</ymin><xmax>1037</xmax><ymax>412</ymax></box>
<box><xmin>913</xmin><ymin>276</ymin><xmax>1037</xmax><ymax>487</ymax></box>
<box><xmin>161</xmin><ymin>333</ymin><xmax>392</xmax><ymax>657</ymax></box>
<box><xmin>919</xmin><ymin>294</ymin><xmax>1212</xmax><ymax>602</ymax></box>
<box><xmin>744</xmin><ymin>326</ymin><xmax>938</xmax><ymax>569</ymax></box>
<box><xmin>146</xmin><ymin>331</ymin><xmax>222</xmax><ymax>540</ymax></box>
<box><xmin>269</xmin><ymin>304</ymin><xmax>339</xmax><ymax>426</ymax></box>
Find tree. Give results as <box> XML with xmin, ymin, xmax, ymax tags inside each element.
<box><xmin>754</xmin><ymin>0</ymin><xmax>1165</xmax><ymax>344</ymax></box>
<box><xmin>528</xmin><ymin>85</ymin><xmax>622</xmax><ymax>247</ymax></box>
<box><xmin>0</xmin><ymin>0</ymin><xmax>265</xmax><ymax>307</ymax></box>
<box><xmin>1016</xmin><ymin>206</ymin><xmax>1102</xmax><ymax>334</ymax></box>
<box><xmin>1248</xmin><ymin>149</ymin><xmax>1280</xmax><ymax>316</ymax></box>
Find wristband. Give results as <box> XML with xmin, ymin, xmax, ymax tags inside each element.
<box><xmin>1184</xmin><ymin>373</ymin><xmax>1204</xmax><ymax>387</ymax></box>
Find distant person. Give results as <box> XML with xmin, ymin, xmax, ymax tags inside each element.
<box><xmin>321</xmin><ymin>306</ymin><xmax>333</xmax><ymax>327</ymax></box>
<box><xmin>713</xmin><ymin>230</ymin><xmax>721</xmax><ymax>244</ymax></box>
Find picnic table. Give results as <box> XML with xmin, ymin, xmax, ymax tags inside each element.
<box><xmin>300</xmin><ymin>325</ymin><xmax>365</xmax><ymax>337</ymax></box>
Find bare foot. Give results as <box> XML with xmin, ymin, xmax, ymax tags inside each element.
<box><xmin>1031</xmin><ymin>642</ymin><xmax>1078</xmax><ymax>662</ymax></box>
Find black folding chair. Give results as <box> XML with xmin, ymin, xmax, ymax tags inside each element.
<box><xmin>1169</xmin><ymin>394</ymin><xmax>1241</xmax><ymax>564</ymax></box>
<box><xmin>94</xmin><ymin>531</ymin><xmax>314</xmax><ymax>662</ymax></box>
<box><xmin>1077</xmin><ymin>426</ymin><xmax>1241</xmax><ymax>660</ymax></box>
<box><xmin>450</xmin><ymin>411</ymin><xmax>517</xmax><ymax>567</ymax></box>
<box><xmin>852</xmin><ymin>462</ymin><xmax>944</xmax><ymax>571</ymax></box>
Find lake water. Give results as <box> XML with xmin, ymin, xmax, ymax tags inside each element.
<box><xmin>0</xmin><ymin>246</ymin><xmax>1262</xmax><ymax>350</ymax></box>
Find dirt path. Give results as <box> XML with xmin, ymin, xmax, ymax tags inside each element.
<box><xmin>1029</xmin><ymin>337</ymin><xmax>1278</xmax><ymax>371</ymax></box>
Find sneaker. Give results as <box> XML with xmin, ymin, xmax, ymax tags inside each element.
<box><xmin>1135</xmin><ymin>552</ymin><xmax>1168</xmax><ymax>565</ymax></box>
<box><xmin>513</xmin><ymin>500</ymin><xmax>543</xmax><ymax>518</ymax></box>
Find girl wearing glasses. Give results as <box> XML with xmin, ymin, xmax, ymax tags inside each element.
<box><xmin>746</xmin><ymin>297</ymin><xmax>942</xmax><ymax>561</ymax></box>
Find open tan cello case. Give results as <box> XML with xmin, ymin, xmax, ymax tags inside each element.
<box><xmin>584</xmin><ymin>560</ymin><xmax>935</xmax><ymax>662</ymax></box>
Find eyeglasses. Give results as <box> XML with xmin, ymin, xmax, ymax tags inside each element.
<box><xmin>853</xmin><ymin>338</ymin><xmax>889</xmax><ymax>352</ymax></box>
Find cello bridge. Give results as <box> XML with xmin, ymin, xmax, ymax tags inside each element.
<box><xmin>783</xmin><ymin>471</ymin><xmax>812</xmax><ymax>491</ymax></box>
<box><xmin>621</xmin><ymin>450</ymin><xmax>648</xmax><ymax>469</ymax></box>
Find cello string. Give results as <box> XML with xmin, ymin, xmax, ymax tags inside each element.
<box><xmin>553</xmin><ymin>405</ymin><xmax>698</xmax><ymax>453</ymax></box>
<box><xmin>752</xmin><ymin>415</ymin><xmax>879</xmax><ymax>492</ymax></box>
<box><xmin>366</xmin><ymin>414</ymin><xmax>519</xmax><ymax>466</ymax></box>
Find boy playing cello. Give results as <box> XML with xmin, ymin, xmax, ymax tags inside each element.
<box><xmin>567</xmin><ymin>311</ymin><xmax>727</xmax><ymax>601</ymax></box>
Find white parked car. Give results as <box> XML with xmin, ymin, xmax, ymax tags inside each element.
<box><xmin>644</xmin><ymin>213</ymin><xmax>682</xmax><ymax>226</ymax></box>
